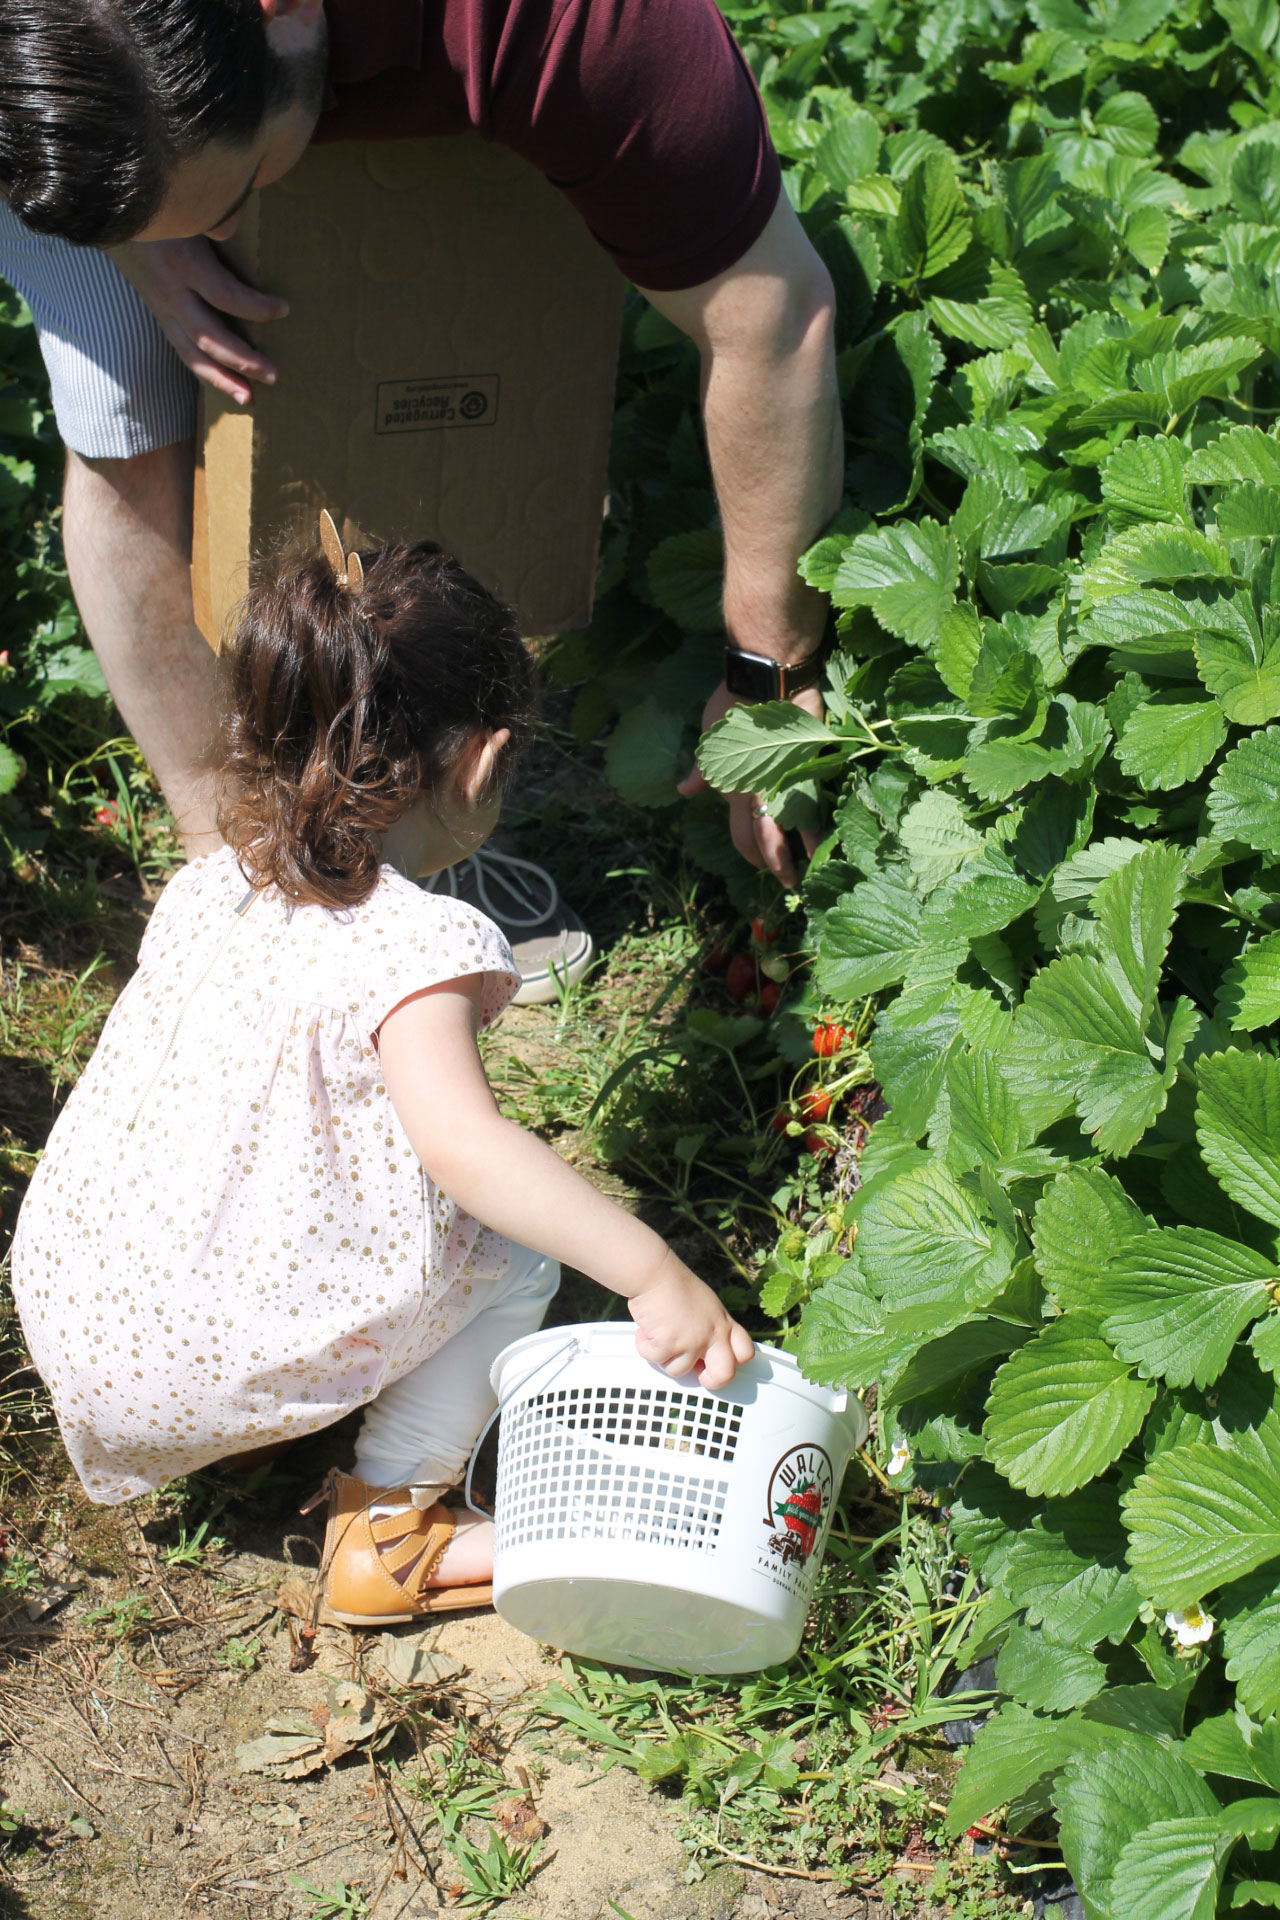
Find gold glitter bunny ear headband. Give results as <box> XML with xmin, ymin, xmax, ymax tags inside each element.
<box><xmin>318</xmin><ymin>508</ymin><xmax>364</xmax><ymax>591</ymax></box>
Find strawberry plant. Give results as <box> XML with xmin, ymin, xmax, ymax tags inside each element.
<box><xmin>551</xmin><ymin>0</ymin><xmax>1280</xmax><ymax>1899</ymax></box>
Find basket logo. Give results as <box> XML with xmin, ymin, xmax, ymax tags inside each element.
<box><xmin>763</xmin><ymin>1445</ymin><xmax>835</xmax><ymax>1566</ymax></box>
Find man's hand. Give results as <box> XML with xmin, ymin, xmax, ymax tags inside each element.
<box><xmin>678</xmin><ymin>678</ymin><xmax>823</xmax><ymax>889</ymax></box>
<box><xmin>111</xmin><ymin>238</ymin><xmax>288</xmax><ymax>405</ymax></box>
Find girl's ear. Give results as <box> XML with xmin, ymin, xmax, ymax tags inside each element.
<box><xmin>459</xmin><ymin>728</ymin><xmax>512</xmax><ymax>810</ymax></box>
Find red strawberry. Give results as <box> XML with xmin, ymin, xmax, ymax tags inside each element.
<box><xmin>805</xmin><ymin>1128</ymin><xmax>831</xmax><ymax>1156</ymax></box>
<box><xmin>751</xmin><ymin>916</ymin><xmax>780</xmax><ymax>948</ymax></box>
<box><xmin>799</xmin><ymin>1088</ymin><xmax>831</xmax><ymax>1123</ymax></box>
<box><xmin>759</xmin><ymin>980</ymin><xmax>780</xmax><ymax>1014</ymax></box>
<box><xmin>726</xmin><ymin>953</ymin><xmax>756</xmax><ymax>1001</ymax></box>
<box><xmin>813</xmin><ymin>1022</ymin><xmax>846</xmax><ymax>1058</ymax></box>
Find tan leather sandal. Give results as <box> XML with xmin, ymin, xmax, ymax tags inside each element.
<box><xmin>302</xmin><ymin>1469</ymin><xmax>493</xmax><ymax>1628</ymax></box>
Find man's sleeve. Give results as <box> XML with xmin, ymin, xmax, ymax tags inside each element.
<box><xmin>490</xmin><ymin>0</ymin><xmax>782</xmax><ymax>291</ymax></box>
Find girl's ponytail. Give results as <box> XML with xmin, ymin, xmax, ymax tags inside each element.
<box><xmin>216</xmin><ymin>534</ymin><xmax>534</xmax><ymax>909</ymax></box>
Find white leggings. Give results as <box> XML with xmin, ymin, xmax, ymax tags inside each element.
<box><xmin>352</xmin><ymin>1245</ymin><xmax>560</xmax><ymax>1498</ymax></box>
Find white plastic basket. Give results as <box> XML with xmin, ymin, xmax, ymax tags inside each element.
<box><xmin>481</xmin><ymin>1323</ymin><xmax>868</xmax><ymax>1674</ymax></box>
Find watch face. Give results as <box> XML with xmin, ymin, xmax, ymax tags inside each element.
<box><xmin>724</xmin><ymin>650</ymin><xmax>777</xmax><ymax>701</ymax></box>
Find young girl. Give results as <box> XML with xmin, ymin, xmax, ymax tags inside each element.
<box><xmin>11</xmin><ymin>520</ymin><xmax>753</xmax><ymax>1626</ymax></box>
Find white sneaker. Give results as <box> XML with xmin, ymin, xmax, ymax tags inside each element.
<box><xmin>421</xmin><ymin>847</ymin><xmax>594</xmax><ymax>1006</ymax></box>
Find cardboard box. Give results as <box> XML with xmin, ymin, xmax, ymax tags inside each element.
<box><xmin>191</xmin><ymin>134</ymin><xmax>624</xmax><ymax>645</ymax></box>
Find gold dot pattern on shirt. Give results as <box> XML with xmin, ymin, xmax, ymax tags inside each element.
<box><xmin>9</xmin><ymin>847</ymin><xmax>522</xmax><ymax>1505</ymax></box>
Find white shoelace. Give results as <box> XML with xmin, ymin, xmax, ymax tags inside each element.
<box><xmin>424</xmin><ymin>846</ymin><xmax>560</xmax><ymax>930</ymax></box>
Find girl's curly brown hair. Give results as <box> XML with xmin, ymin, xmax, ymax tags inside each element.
<box><xmin>217</xmin><ymin>537</ymin><xmax>535</xmax><ymax>909</ymax></box>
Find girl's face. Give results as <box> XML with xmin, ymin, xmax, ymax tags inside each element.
<box><xmin>380</xmin><ymin>729</ymin><xmax>510</xmax><ymax>879</ymax></box>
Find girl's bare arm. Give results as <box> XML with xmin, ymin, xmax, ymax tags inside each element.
<box><xmin>377</xmin><ymin>975</ymin><xmax>754</xmax><ymax>1388</ymax></box>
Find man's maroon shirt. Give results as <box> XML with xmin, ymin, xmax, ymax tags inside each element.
<box><xmin>315</xmin><ymin>0</ymin><xmax>781</xmax><ymax>291</ymax></box>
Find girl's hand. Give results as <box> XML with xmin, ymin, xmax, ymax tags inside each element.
<box><xmin>627</xmin><ymin>1249</ymin><xmax>755</xmax><ymax>1389</ymax></box>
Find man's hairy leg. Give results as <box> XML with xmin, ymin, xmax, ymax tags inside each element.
<box><xmin>63</xmin><ymin>441</ymin><xmax>221</xmax><ymax>855</ymax></box>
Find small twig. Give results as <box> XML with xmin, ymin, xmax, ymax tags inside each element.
<box><xmin>182</xmin><ymin>1835</ymin><xmax>353</xmax><ymax>1898</ymax></box>
<box><xmin>130</xmin><ymin>1514</ymin><xmax>185</xmax><ymax>1621</ymax></box>
<box><xmin>703</xmin><ymin>1840</ymin><xmax>838</xmax><ymax>1883</ymax></box>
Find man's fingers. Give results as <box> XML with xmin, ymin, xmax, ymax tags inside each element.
<box><xmin>677</xmin><ymin>766</ymin><xmax>710</xmax><ymax>798</ymax></box>
<box><xmin>727</xmin><ymin>794</ymin><xmax>768</xmax><ymax>868</ymax></box>
<box><xmin>169</xmin><ymin>330</ymin><xmax>254</xmax><ymax>404</ymax></box>
<box><xmin>183</xmin><ymin>299</ymin><xmax>278</xmax><ymax>383</ymax></box>
<box><xmin>729</xmin><ymin>1324</ymin><xmax>756</xmax><ymax>1363</ymax></box>
<box><xmin>191</xmin><ymin>249</ymin><xmax>290</xmax><ymax>323</ymax></box>
<box><xmin>755</xmin><ymin>812</ymin><xmax>800</xmax><ymax>889</ymax></box>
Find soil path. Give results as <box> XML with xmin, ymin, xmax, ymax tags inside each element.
<box><xmin>0</xmin><ymin>1531</ymin><xmax>875</xmax><ymax>1920</ymax></box>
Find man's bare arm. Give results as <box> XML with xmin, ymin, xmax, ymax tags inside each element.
<box><xmin>639</xmin><ymin>193</ymin><xmax>843</xmax><ymax>887</ymax></box>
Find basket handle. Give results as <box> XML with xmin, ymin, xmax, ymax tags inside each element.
<box><xmin>463</xmin><ymin>1333</ymin><xmax>581</xmax><ymax>1519</ymax></box>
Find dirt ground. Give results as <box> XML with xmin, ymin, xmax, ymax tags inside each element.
<box><xmin>0</xmin><ymin>1506</ymin><xmax>888</xmax><ymax>1920</ymax></box>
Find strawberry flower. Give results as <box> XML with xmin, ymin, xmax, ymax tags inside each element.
<box><xmin>887</xmin><ymin>1440</ymin><xmax>911</xmax><ymax>1477</ymax></box>
<box><xmin>1165</xmin><ymin>1604</ymin><xmax>1214</xmax><ymax>1647</ymax></box>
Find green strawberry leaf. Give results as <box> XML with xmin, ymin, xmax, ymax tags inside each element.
<box><xmin>1207</xmin><ymin>729</ymin><xmax>1280</xmax><ymax>855</ymax></box>
<box><xmin>1186</xmin><ymin>426</ymin><xmax>1280</xmax><ymax>489</ymax></box>
<box><xmin>1054</xmin><ymin>1738</ymin><xmax>1219</xmax><ymax>1920</ymax></box>
<box><xmin>831</xmin><ymin>518</ymin><xmax>959</xmax><ymax>647</ymax></box>
<box><xmin>884</xmin><ymin>150</ymin><xmax>973</xmax><ymax>281</ymax></box>
<box><xmin>646</xmin><ymin>529</ymin><xmax>724</xmax><ymax>632</ymax></box>
<box><xmin>1101</xmin><ymin>435</ymin><xmax>1190</xmax><ymax>529</ymax></box>
<box><xmin>857</xmin><ymin>1158</ymin><xmax>1017</xmax><ymax>1316</ymax></box>
<box><xmin>995</xmin><ymin>1622</ymin><xmax>1108</xmax><ymax>1713</ymax></box>
<box><xmin>1197</xmin><ymin>1050</ymin><xmax>1280</xmax><ymax>1231</ymax></box>
<box><xmin>1114</xmin><ymin>692</ymin><xmax>1226</xmax><ymax>791</ymax></box>
<box><xmin>695</xmin><ymin>703</ymin><xmax>837</xmax><ymax>796</ymax></box>
<box><xmin>1096</xmin><ymin>1226</ymin><xmax>1280</xmax><ymax>1389</ymax></box>
<box><xmin>997</xmin><ymin>1482</ymin><xmax>1143</xmax><ymax>1649</ymax></box>
<box><xmin>1033</xmin><ymin>1166</ymin><xmax>1151</xmax><ymax>1309</ymax></box>
<box><xmin>1122</xmin><ymin>1414</ymin><xmax>1280</xmax><ymax>1607</ymax></box>
<box><xmin>1108</xmin><ymin>1816</ymin><xmax>1236</xmax><ymax>1920</ymax></box>
<box><xmin>1194</xmin><ymin>622</ymin><xmax>1280</xmax><ymax>727</ymax></box>
<box><xmin>814</xmin><ymin>870</ymin><xmax>923</xmax><ymax>998</ymax></box>
<box><xmin>793</xmin><ymin>1260</ymin><xmax>919</xmax><ymax>1392</ymax></box>
<box><xmin>984</xmin><ymin>1310</ymin><xmax>1156</xmax><ymax>1497</ymax></box>
<box><xmin>1220</xmin><ymin>1565</ymin><xmax>1280</xmax><ymax>1720</ymax></box>
<box><xmin>1219</xmin><ymin>933</ymin><xmax>1280</xmax><ymax>1032</ymax></box>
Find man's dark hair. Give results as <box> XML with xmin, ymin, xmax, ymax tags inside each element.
<box><xmin>0</xmin><ymin>0</ymin><xmax>319</xmax><ymax>247</ymax></box>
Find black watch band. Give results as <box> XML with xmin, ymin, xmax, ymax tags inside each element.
<box><xmin>724</xmin><ymin>643</ymin><xmax>825</xmax><ymax>703</ymax></box>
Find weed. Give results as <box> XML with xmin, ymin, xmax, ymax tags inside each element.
<box><xmin>160</xmin><ymin>1517</ymin><xmax>226</xmax><ymax>1567</ymax></box>
<box><xmin>219</xmin><ymin>1634</ymin><xmax>261</xmax><ymax>1673</ymax></box>
<box><xmin>286</xmin><ymin>1877</ymin><xmax>368</xmax><ymax>1918</ymax></box>
<box><xmin>445</xmin><ymin>1824</ymin><xmax>543</xmax><ymax>1911</ymax></box>
<box><xmin>0</xmin><ymin>1544</ymin><xmax>39</xmax><ymax>1594</ymax></box>
<box><xmin>82</xmin><ymin>1595</ymin><xmax>153</xmax><ymax>1640</ymax></box>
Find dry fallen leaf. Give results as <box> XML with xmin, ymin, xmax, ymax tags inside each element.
<box><xmin>493</xmin><ymin>1795</ymin><xmax>549</xmax><ymax>1846</ymax></box>
<box><xmin>320</xmin><ymin>1680</ymin><xmax>384</xmax><ymax>1764</ymax></box>
<box><xmin>377</xmin><ymin>1631</ymin><xmax>464</xmax><ymax>1690</ymax></box>
<box><xmin>234</xmin><ymin>1716</ymin><xmax>325</xmax><ymax>1780</ymax></box>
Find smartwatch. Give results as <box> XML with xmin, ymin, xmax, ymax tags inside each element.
<box><xmin>724</xmin><ymin>643</ymin><xmax>825</xmax><ymax>703</ymax></box>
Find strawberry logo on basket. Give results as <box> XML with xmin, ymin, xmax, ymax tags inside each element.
<box><xmin>774</xmin><ymin>1477</ymin><xmax>823</xmax><ymax>1558</ymax></box>
<box><xmin>763</xmin><ymin>1445</ymin><xmax>836</xmax><ymax>1572</ymax></box>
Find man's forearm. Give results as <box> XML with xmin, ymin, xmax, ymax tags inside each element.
<box><xmin>702</xmin><ymin>289</ymin><xmax>842</xmax><ymax>664</ymax></box>
<box><xmin>643</xmin><ymin>194</ymin><xmax>843</xmax><ymax>666</ymax></box>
